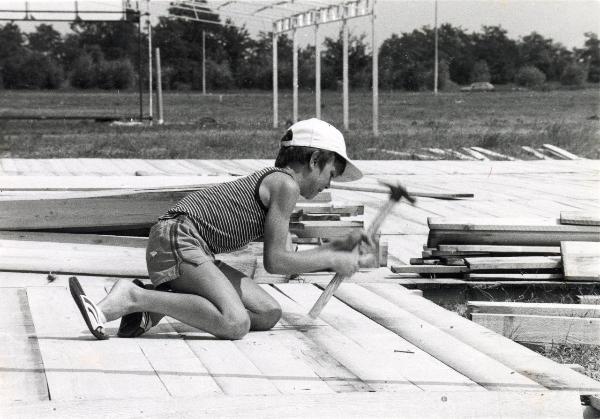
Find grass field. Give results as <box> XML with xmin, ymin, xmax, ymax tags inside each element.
<box><xmin>0</xmin><ymin>88</ymin><xmax>598</xmax><ymax>159</ymax></box>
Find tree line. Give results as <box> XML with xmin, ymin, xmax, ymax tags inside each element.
<box><xmin>0</xmin><ymin>11</ymin><xmax>598</xmax><ymax>91</ymax></box>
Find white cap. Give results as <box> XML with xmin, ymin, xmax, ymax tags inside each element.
<box><xmin>281</xmin><ymin>118</ymin><xmax>362</xmax><ymax>182</ymax></box>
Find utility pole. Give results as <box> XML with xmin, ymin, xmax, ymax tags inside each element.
<box><xmin>434</xmin><ymin>0</ymin><xmax>439</xmax><ymax>95</ymax></box>
<box><xmin>147</xmin><ymin>0</ymin><xmax>153</xmax><ymax>121</ymax></box>
<box><xmin>372</xmin><ymin>0</ymin><xmax>378</xmax><ymax>136</ymax></box>
<box><xmin>272</xmin><ymin>26</ymin><xmax>278</xmax><ymax>128</ymax></box>
<box><xmin>202</xmin><ymin>29</ymin><xmax>206</xmax><ymax>95</ymax></box>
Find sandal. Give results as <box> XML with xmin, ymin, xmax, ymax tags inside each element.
<box><xmin>117</xmin><ymin>279</ymin><xmax>154</xmax><ymax>338</ymax></box>
<box><xmin>69</xmin><ymin>276</ymin><xmax>109</xmax><ymax>340</ymax></box>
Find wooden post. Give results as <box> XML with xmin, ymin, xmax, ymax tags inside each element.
<box><xmin>342</xmin><ymin>17</ymin><xmax>349</xmax><ymax>130</ymax></box>
<box><xmin>272</xmin><ymin>27</ymin><xmax>278</xmax><ymax>128</ymax></box>
<box><xmin>315</xmin><ymin>23</ymin><xmax>321</xmax><ymax>119</ymax></box>
<box><xmin>155</xmin><ymin>48</ymin><xmax>164</xmax><ymax>125</ymax></box>
<box><xmin>293</xmin><ymin>27</ymin><xmax>298</xmax><ymax>123</ymax></box>
<box><xmin>433</xmin><ymin>0</ymin><xmax>438</xmax><ymax>95</ymax></box>
<box><xmin>434</xmin><ymin>0</ymin><xmax>438</xmax><ymax>95</ymax></box>
<box><xmin>202</xmin><ymin>29</ymin><xmax>206</xmax><ymax>95</ymax></box>
<box><xmin>372</xmin><ymin>0</ymin><xmax>378</xmax><ymax>136</ymax></box>
<box><xmin>147</xmin><ymin>0</ymin><xmax>153</xmax><ymax>122</ymax></box>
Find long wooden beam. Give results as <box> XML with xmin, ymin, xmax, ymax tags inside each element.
<box><xmin>471</xmin><ymin>313</ymin><xmax>600</xmax><ymax>345</ymax></box>
<box><xmin>467</xmin><ymin>301</ymin><xmax>600</xmax><ymax>318</ymax></box>
<box><xmin>0</xmin><ymin>391</ymin><xmax>587</xmax><ymax>419</ymax></box>
<box><xmin>363</xmin><ymin>283</ymin><xmax>600</xmax><ymax>392</ymax></box>
<box><xmin>330</xmin><ymin>284</ymin><xmax>543</xmax><ymax>391</ymax></box>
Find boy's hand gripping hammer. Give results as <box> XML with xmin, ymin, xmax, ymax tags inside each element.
<box><xmin>307</xmin><ymin>182</ymin><xmax>415</xmax><ymax>318</ymax></box>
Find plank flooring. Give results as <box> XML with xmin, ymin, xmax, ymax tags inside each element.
<box><xmin>1</xmin><ymin>158</ymin><xmax>600</xmax><ymax>415</ymax></box>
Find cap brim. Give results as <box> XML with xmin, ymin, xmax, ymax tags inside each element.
<box><xmin>335</xmin><ymin>158</ymin><xmax>363</xmax><ymax>182</ymax></box>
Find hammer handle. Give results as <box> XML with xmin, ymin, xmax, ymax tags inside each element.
<box><xmin>307</xmin><ymin>198</ymin><xmax>401</xmax><ymax>319</ymax></box>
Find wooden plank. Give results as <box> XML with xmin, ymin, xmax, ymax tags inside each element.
<box><xmin>331</xmin><ymin>284</ymin><xmax>543</xmax><ymax>391</ymax></box>
<box><xmin>246</xmin><ymin>319</ymin><xmax>373</xmax><ymax>393</ymax></box>
<box><xmin>262</xmin><ymin>285</ymin><xmax>420</xmax><ymax>392</ymax></box>
<box><xmin>428</xmin><ymin>217</ymin><xmax>600</xmax><ymax>232</ymax></box>
<box><xmin>543</xmin><ymin>144</ymin><xmax>582</xmax><ymax>160</ymax></box>
<box><xmin>438</xmin><ymin>244</ymin><xmax>560</xmax><ymax>255</ymax></box>
<box><xmin>0</xmin><ymin>391</ymin><xmax>587</xmax><ymax>419</ymax></box>
<box><xmin>461</xmin><ymin>147</ymin><xmax>489</xmax><ymax>161</ymax></box>
<box><xmin>0</xmin><ymin>288</ymin><xmax>48</xmax><ymax>403</ymax></box>
<box><xmin>26</xmin><ymin>287</ymin><xmax>170</xmax><ymax>401</ymax></box>
<box><xmin>470</xmin><ymin>147</ymin><xmax>516</xmax><ymax>161</ymax></box>
<box><xmin>167</xmin><ymin>320</ymin><xmax>280</xmax><ymax>396</ymax></box>
<box><xmin>391</xmin><ymin>265</ymin><xmax>468</xmax><ymax>274</ymax></box>
<box><xmin>578</xmin><ymin>295</ymin><xmax>600</xmax><ymax>304</ymax></box>
<box><xmin>330</xmin><ymin>183</ymin><xmax>474</xmax><ymax>199</ymax></box>
<box><xmin>468</xmin><ymin>301</ymin><xmax>600</xmax><ymax>318</ymax></box>
<box><xmin>466</xmin><ymin>273</ymin><xmax>563</xmax><ymax>281</ymax></box>
<box><xmin>471</xmin><ymin>313</ymin><xmax>600</xmax><ymax>345</ymax></box>
<box><xmin>464</xmin><ymin>256</ymin><xmax>562</xmax><ymax>271</ymax></box>
<box><xmin>278</xmin><ymin>284</ymin><xmax>481</xmax><ymax>392</ymax></box>
<box><xmin>363</xmin><ymin>284</ymin><xmax>600</xmax><ymax>392</ymax></box>
<box><xmin>429</xmin><ymin>230</ymin><xmax>600</xmax><ymax>248</ymax></box>
<box><xmin>289</xmin><ymin>221</ymin><xmax>364</xmax><ymax>239</ymax></box>
<box><xmin>521</xmin><ymin>146</ymin><xmax>551</xmax><ymax>160</ymax></box>
<box><xmin>0</xmin><ymin>193</ymin><xmax>360</xmax><ymax>232</ymax></box>
<box><xmin>0</xmin><ymin>175</ymin><xmax>232</xmax><ymax>190</ymax></box>
<box><xmin>233</xmin><ymin>331</ymin><xmax>335</xmax><ymax>394</ymax></box>
<box><xmin>0</xmin><ymin>231</ymin><xmax>147</xmax><ymax>248</ymax></box>
<box><xmin>561</xmin><ymin>211</ymin><xmax>600</xmax><ymax>226</ymax></box>
<box><xmin>80</xmin><ymin>287</ymin><xmax>223</xmax><ymax>398</ymax></box>
<box><xmin>562</xmin><ymin>241</ymin><xmax>600</xmax><ymax>281</ymax></box>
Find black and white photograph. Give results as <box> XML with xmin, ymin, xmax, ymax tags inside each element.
<box><xmin>0</xmin><ymin>0</ymin><xmax>599</xmax><ymax>417</ymax></box>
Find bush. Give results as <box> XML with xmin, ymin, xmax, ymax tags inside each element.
<box><xmin>515</xmin><ymin>65</ymin><xmax>546</xmax><ymax>88</ymax></box>
<box><xmin>1</xmin><ymin>52</ymin><xmax>63</xmax><ymax>89</ymax></box>
<box><xmin>195</xmin><ymin>59</ymin><xmax>234</xmax><ymax>90</ymax></box>
<box><xmin>70</xmin><ymin>54</ymin><xmax>97</xmax><ymax>89</ymax></box>
<box><xmin>560</xmin><ymin>63</ymin><xmax>586</xmax><ymax>86</ymax></box>
<box><xmin>97</xmin><ymin>59</ymin><xmax>134</xmax><ymax>90</ymax></box>
<box><xmin>470</xmin><ymin>60</ymin><xmax>491</xmax><ymax>83</ymax></box>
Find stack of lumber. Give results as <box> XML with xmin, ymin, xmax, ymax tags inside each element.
<box><xmin>390</xmin><ymin>214</ymin><xmax>600</xmax><ymax>282</ymax></box>
<box><xmin>0</xmin><ymin>184</ymin><xmax>365</xmax><ymax>241</ymax></box>
<box><xmin>468</xmin><ymin>301</ymin><xmax>600</xmax><ymax>345</ymax></box>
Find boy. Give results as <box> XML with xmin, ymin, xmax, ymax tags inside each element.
<box><xmin>70</xmin><ymin>118</ymin><xmax>367</xmax><ymax>340</ymax></box>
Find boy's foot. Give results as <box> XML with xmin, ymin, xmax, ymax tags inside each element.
<box><xmin>69</xmin><ymin>276</ymin><xmax>109</xmax><ymax>340</ymax></box>
<box><xmin>117</xmin><ymin>279</ymin><xmax>155</xmax><ymax>338</ymax></box>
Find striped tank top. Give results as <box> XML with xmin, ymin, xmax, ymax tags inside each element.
<box><xmin>159</xmin><ymin>167</ymin><xmax>293</xmax><ymax>254</ymax></box>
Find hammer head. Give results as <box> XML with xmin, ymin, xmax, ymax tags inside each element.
<box><xmin>379</xmin><ymin>181</ymin><xmax>416</xmax><ymax>204</ymax></box>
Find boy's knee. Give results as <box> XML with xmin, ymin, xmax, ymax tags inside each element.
<box><xmin>253</xmin><ymin>304</ymin><xmax>282</xmax><ymax>331</ymax></box>
<box><xmin>219</xmin><ymin>312</ymin><xmax>251</xmax><ymax>340</ymax></box>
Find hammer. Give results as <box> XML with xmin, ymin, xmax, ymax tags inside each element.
<box><xmin>307</xmin><ymin>182</ymin><xmax>415</xmax><ymax>318</ymax></box>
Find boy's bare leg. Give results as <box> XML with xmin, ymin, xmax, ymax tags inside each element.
<box><xmin>215</xmin><ymin>261</ymin><xmax>282</xmax><ymax>331</ymax></box>
<box><xmin>97</xmin><ymin>261</ymin><xmax>251</xmax><ymax>339</ymax></box>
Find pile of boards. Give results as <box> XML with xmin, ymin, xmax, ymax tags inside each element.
<box><xmin>0</xmin><ymin>182</ymin><xmax>386</xmax><ymax>277</ymax></box>
<box><xmin>391</xmin><ymin>212</ymin><xmax>600</xmax><ymax>282</ymax></box>
<box><xmin>467</xmin><ymin>300</ymin><xmax>600</xmax><ymax>345</ymax></box>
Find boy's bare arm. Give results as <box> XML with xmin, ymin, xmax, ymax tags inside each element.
<box><xmin>262</xmin><ymin>174</ymin><xmax>358</xmax><ymax>276</ymax></box>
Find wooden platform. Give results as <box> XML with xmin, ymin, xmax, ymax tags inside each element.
<box><xmin>1</xmin><ymin>159</ymin><xmax>599</xmax><ymax>417</ymax></box>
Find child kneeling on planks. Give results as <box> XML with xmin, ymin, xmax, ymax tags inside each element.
<box><xmin>70</xmin><ymin>118</ymin><xmax>370</xmax><ymax>340</ymax></box>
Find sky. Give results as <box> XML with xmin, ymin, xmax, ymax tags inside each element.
<box><xmin>3</xmin><ymin>0</ymin><xmax>599</xmax><ymax>50</ymax></box>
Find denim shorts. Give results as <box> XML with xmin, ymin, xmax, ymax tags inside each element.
<box><xmin>146</xmin><ymin>215</ymin><xmax>215</xmax><ymax>288</ymax></box>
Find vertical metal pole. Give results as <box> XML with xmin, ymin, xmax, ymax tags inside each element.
<box><xmin>372</xmin><ymin>0</ymin><xmax>379</xmax><ymax>136</ymax></box>
<box><xmin>202</xmin><ymin>29</ymin><xmax>207</xmax><ymax>95</ymax></box>
<box><xmin>315</xmin><ymin>23</ymin><xmax>321</xmax><ymax>119</ymax></box>
<box><xmin>147</xmin><ymin>0</ymin><xmax>153</xmax><ymax>121</ymax></box>
<box><xmin>342</xmin><ymin>17</ymin><xmax>349</xmax><ymax>130</ymax></box>
<box><xmin>138</xmin><ymin>17</ymin><xmax>143</xmax><ymax>121</ymax></box>
<box><xmin>272</xmin><ymin>26</ymin><xmax>278</xmax><ymax>128</ymax></box>
<box><xmin>434</xmin><ymin>0</ymin><xmax>438</xmax><ymax>95</ymax></box>
<box><xmin>155</xmin><ymin>48</ymin><xmax>164</xmax><ymax>124</ymax></box>
<box><xmin>292</xmin><ymin>27</ymin><xmax>298</xmax><ymax>123</ymax></box>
